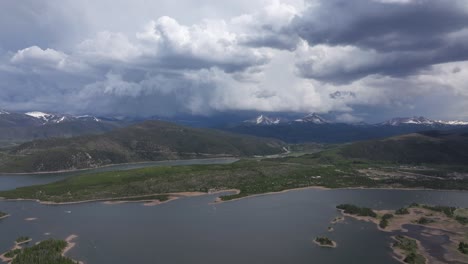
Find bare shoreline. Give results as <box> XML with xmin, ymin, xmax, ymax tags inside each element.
<box><xmin>63</xmin><ymin>234</ymin><xmax>84</xmax><ymax>264</ymax></box>
<box><xmin>0</xmin><ymin>214</ymin><xmax>10</xmax><ymax>220</ymax></box>
<box><xmin>2</xmin><ymin>185</ymin><xmax>468</xmax><ymax>206</ymax></box>
<box><xmin>313</xmin><ymin>240</ymin><xmax>337</xmax><ymax>248</ymax></box>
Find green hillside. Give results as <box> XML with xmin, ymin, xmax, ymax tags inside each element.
<box><xmin>338</xmin><ymin>131</ymin><xmax>468</xmax><ymax>164</ymax></box>
<box><xmin>3</xmin><ymin>129</ymin><xmax>468</xmax><ymax>202</ymax></box>
<box><xmin>0</xmin><ymin>121</ymin><xmax>285</xmax><ymax>173</ymax></box>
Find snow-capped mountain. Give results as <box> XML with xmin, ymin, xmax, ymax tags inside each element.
<box><xmin>245</xmin><ymin>115</ymin><xmax>285</xmax><ymax>125</ymax></box>
<box><xmin>294</xmin><ymin>113</ymin><xmax>330</xmax><ymax>124</ymax></box>
<box><xmin>380</xmin><ymin>116</ymin><xmax>468</xmax><ymax>126</ymax></box>
<box><xmin>0</xmin><ymin>109</ymin><xmax>120</xmax><ymax>146</ymax></box>
<box><xmin>25</xmin><ymin>111</ymin><xmax>101</xmax><ymax>125</ymax></box>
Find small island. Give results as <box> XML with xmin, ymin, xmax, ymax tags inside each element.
<box><xmin>1</xmin><ymin>238</ymin><xmax>82</xmax><ymax>264</ymax></box>
<box><xmin>314</xmin><ymin>236</ymin><xmax>337</xmax><ymax>248</ymax></box>
<box><xmin>335</xmin><ymin>203</ymin><xmax>468</xmax><ymax>263</ymax></box>
<box><xmin>15</xmin><ymin>236</ymin><xmax>31</xmax><ymax>245</ymax></box>
<box><xmin>0</xmin><ymin>211</ymin><xmax>9</xmax><ymax>219</ymax></box>
<box><xmin>336</xmin><ymin>204</ymin><xmax>377</xmax><ymax>217</ymax></box>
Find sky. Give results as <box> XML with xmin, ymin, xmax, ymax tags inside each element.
<box><xmin>1</xmin><ymin>0</ymin><xmax>468</xmax><ymax>122</ymax></box>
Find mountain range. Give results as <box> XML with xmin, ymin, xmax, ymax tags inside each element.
<box><xmin>2</xmin><ymin>108</ymin><xmax>468</xmax><ymax>146</ymax></box>
<box><xmin>225</xmin><ymin>113</ymin><xmax>468</xmax><ymax>143</ymax></box>
<box><xmin>243</xmin><ymin>113</ymin><xmax>468</xmax><ymax>126</ymax></box>
<box><xmin>0</xmin><ymin>110</ymin><xmax>124</xmax><ymax>147</ymax></box>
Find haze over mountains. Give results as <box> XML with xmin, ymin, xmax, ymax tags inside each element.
<box><xmin>227</xmin><ymin>113</ymin><xmax>468</xmax><ymax>143</ymax></box>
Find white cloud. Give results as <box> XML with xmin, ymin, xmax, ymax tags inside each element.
<box><xmin>1</xmin><ymin>0</ymin><xmax>468</xmax><ymax>122</ymax></box>
<box><xmin>77</xmin><ymin>31</ymin><xmax>142</xmax><ymax>62</ymax></box>
<box><xmin>11</xmin><ymin>46</ymin><xmax>68</xmax><ymax>68</ymax></box>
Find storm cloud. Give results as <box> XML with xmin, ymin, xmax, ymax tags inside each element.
<box><xmin>293</xmin><ymin>0</ymin><xmax>468</xmax><ymax>82</ymax></box>
<box><xmin>1</xmin><ymin>0</ymin><xmax>468</xmax><ymax>121</ymax></box>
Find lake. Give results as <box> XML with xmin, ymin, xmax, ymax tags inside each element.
<box><xmin>1</xmin><ymin>188</ymin><xmax>467</xmax><ymax>263</ymax></box>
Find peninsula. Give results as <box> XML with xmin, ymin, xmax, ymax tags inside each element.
<box><xmin>336</xmin><ymin>203</ymin><xmax>468</xmax><ymax>264</ymax></box>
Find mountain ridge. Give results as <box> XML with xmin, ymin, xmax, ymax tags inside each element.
<box><xmin>0</xmin><ymin>120</ymin><xmax>286</xmax><ymax>173</ymax></box>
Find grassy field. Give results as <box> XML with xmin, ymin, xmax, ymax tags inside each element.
<box><xmin>1</xmin><ymin>151</ymin><xmax>468</xmax><ymax>203</ymax></box>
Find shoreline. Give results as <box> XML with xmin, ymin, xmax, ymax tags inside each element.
<box><xmin>15</xmin><ymin>238</ymin><xmax>32</xmax><ymax>245</ymax></box>
<box><xmin>211</xmin><ymin>185</ymin><xmax>468</xmax><ymax>204</ymax></box>
<box><xmin>63</xmin><ymin>234</ymin><xmax>84</xmax><ymax>264</ymax></box>
<box><xmin>0</xmin><ymin>157</ymin><xmax>239</xmax><ymax>176</ymax></box>
<box><xmin>0</xmin><ymin>214</ymin><xmax>10</xmax><ymax>220</ymax></box>
<box><xmin>2</xmin><ymin>185</ymin><xmax>468</xmax><ymax>206</ymax></box>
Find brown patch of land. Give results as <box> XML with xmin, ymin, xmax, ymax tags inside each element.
<box><xmin>0</xmin><ymin>240</ymin><xmax>25</xmax><ymax>262</ymax></box>
<box><xmin>63</xmin><ymin>234</ymin><xmax>84</xmax><ymax>264</ymax></box>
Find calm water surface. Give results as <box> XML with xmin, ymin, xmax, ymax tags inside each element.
<box><xmin>1</xmin><ymin>188</ymin><xmax>467</xmax><ymax>264</ymax></box>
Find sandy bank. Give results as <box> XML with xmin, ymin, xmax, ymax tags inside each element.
<box><xmin>0</xmin><ymin>214</ymin><xmax>10</xmax><ymax>220</ymax></box>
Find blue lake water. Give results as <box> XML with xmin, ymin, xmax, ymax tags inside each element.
<box><xmin>1</xmin><ymin>188</ymin><xmax>467</xmax><ymax>263</ymax></box>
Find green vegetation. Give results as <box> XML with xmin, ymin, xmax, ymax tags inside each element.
<box><xmin>379</xmin><ymin>213</ymin><xmax>394</xmax><ymax>229</ymax></box>
<box><xmin>416</xmin><ymin>217</ymin><xmax>435</xmax><ymax>225</ymax></box>
<box><xmin>417</xmin><ymin>216</ymin><xmax>434</xmax><ymax>225</ymax></box>
<box><xmin>421</xmin><ymin>205</ymin><xmax>456</xmax><ymax>217</ymax></box>
<box><xmin>10</xmin><ymin>239</ymin><xmax>78</xmax><ymax>264</ymax></box>
<box><xmin>395</xmin><ymin>207</ymin><xmax>410</xmax><ymax>215</ymax></box>
<box><xmin>336</xmin><ymin>204</ymin><xmax>377</xmax><ymax>217</ymax></box>
<box><xmin>4</xmin><ymin>249</ymin><xmax>21</xmax><ymax>258</ymax></box>
<box><xmin>409</xmin><ymin>204</ymin><xmax>468</xmax><ymax>225</ymax></box>
<box><xmin>459</xmin><ymin>242</ymin><xmax>468</xmax><ymax>254</ymax></box>
<box><xmin>2</xmin><ymin>150</ymin><xmax>468</xmax><ymax>203</ymax></box>
<box><xmin>339</xmin><ymin>131</ymin><xmax>468</xmax><ymax>165</ymax></box>
<box><xmin>455</xmin><ymin>216</ymin><xmax>468</xmax><ymax>225</ymax></box>
<box><xmin>2</xmin><ymin>129</ymin><xmax>468</xmax><ymax>203</ymax></box>
<box><xmin>0</xmin><ymin>121</ymin><xmax>285</xmax><ymax>173</ymax></box>
<box><xmin>393</xmin><ymin>235</ymin><xmax>426</xmax><ymax>264</ymax></box>
<box><xmin>15</xmin><ymin>236</ymin><xmax>30</xmax><ymax>244</ymax></box>
<box><xmin>314</xmin><ymin>237</ymin><xmax>335</xmax><ymax>247</ymax></box>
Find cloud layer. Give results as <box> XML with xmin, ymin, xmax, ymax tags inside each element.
<box><xmin>1</xmin><ymin>0</ymin><xmax>468</xmax><ymax>122</ymax></box>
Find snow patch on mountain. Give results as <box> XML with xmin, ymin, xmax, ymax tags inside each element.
<box><xmin>245</xmin><ymin>115</ymin><xmax>284</xmax><ymax>125</ymax></box>
<box><xmin>25</xmin><ymin>111</ymin><xmax>101</xmax><ymax>124</ymax></box>
<box><xmin>381</xmin><ymin>116</ymin><xmax>468</xmax><ymax>126</ymax></box>
<box><xmin>294</xmin><ymin>113</ymin><xmax>329</xmax><ymax>124</ymax></box>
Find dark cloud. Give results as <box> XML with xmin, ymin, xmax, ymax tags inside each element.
<box><xmin>0</xmin><ymin>0</ymin><xmax>87</xmax><ymax>52</ymax></box>
<box><xmin>293</xmin><ymin>0</ymin><xmax>468</xmax><ymax>82</ymax></box>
